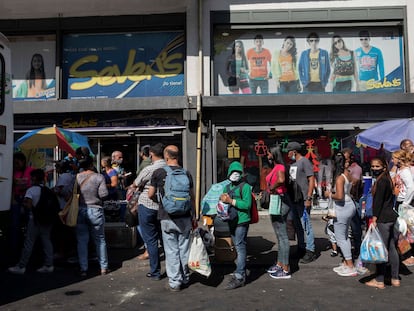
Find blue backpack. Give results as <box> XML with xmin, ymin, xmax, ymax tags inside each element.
<box><xmin>162</xmin><ymin>166</ymin><xmax>191</xmax><ymax>216</ymax></box>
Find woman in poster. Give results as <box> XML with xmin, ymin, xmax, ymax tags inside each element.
<box><xmin>329</xmin><ymin>35</ymin><xmax>358</xmax><ymax>92</ymax></box>
<box><xmin>271</xmin><ymin>36</ymin><xmax>300</xmax><ymax>94</ymax></box>
<box><xmin>15</xmin><ymin>53</ymin><xmax>47</xmax><ymax>98</ymax></box>
<box><xmin>226</xmin><ymin>41</ymin><xmax>251</xmax><ymax>94</ymax></box>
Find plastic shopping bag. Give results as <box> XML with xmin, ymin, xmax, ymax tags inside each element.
<box><xmin>188</xmin><ymin>229</ymin><xmax>212</xmax><ymax>277</ymax></box>
<box><xmin>360</xmin><ymin>224</ymin><xmax>388</xmax><ymax>264</ymax></box>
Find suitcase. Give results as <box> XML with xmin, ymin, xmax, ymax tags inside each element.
<box><xmin>214</xmin><ymin>236</ymin><xmax>237</xmax><ymax>262</ymax></box>
<box><xmin>104</xmin><ymin>222</ymin><xmax>137</xmax><ymax>248</ymax></box>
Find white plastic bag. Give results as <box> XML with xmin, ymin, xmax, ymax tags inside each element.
<box><xmin>188</xmin><ymin>229</ymin><xmax>212</xmax><ymax>277</ymax></box>
<box><xmin>360</xmin><ymin>224</ymin><xmax>388</xmax><ymax>264</ymax></box>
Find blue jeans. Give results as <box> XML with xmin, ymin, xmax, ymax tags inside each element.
<box><xmin>249</xmin><ymin>79</ymin><xmax>269</xmax><ymax>94</ymax></box>
<box><xmin>161</xmin><ymin>218</ymin><xmax>192</xmax><ymax>288</ymax></box>
<box><xmin>18</xmin><ymin>215</ymin><xmax>53</xmax><ymax>267</ymax></box>
<box><xmin>291</xmin><ymin>203</ymin><xmax>315</xmax><ymax>252</ymax></box>
<box><xmin>230</xmin><ymin>224</ymin><xmax>249</xmax><ymax>280</ymax></box>
<box><xmin>270</xmin><ymin>215</ymin><xmax>290</xmax><ymax>266</ymax></box>
<box><xmin>138</xmin><ymin>204</ymin><xmax>161</xmax><ymax>277</ymax></box>
<box><xmin>76</xmin><ymin>205</ymin><xmax>108</xmax><ymax>271</ymax></box>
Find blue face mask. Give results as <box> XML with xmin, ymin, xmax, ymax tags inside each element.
<box><xmin>290</xmin><ymin>154</ymin><xmax>296</xmax><ymax>161</ymax></box>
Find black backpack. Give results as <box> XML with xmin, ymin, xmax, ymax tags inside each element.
<box><xmin>32</xmin><ymin>185</ymin><xmax>60</xmax><ymax>225</ymax></box>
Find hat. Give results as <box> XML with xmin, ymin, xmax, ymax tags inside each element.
<box><xmin>286</xmin><ymin>142</ymin><xmax>302</xmax><ymax>152</ymax></box>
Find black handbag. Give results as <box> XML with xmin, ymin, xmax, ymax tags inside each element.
<box><xmin>228</xmin><ymin>76</ymin><xmax>237</xmax><ymax>86</ymax></box>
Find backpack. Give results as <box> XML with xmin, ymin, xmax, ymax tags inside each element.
<box><xmin>201</xmin><ymin>179</ymin><xmax>231</xmax><ymax>216</ymax></box>
<box><xmin>220</xmin><ymin>182</ymin><xmax>259</xmax><ymax>224</ymax></box>
<box><xmin>161</xmin><ymin>166</ymin><xmax>192</xmax><ymax>216</ymax></box>
<box><xmin>32</xmin><ymin>185</ymin><xmax>60</xmax><ymax>225</ymax></box>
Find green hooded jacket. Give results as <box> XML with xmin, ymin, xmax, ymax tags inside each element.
<box><xmin>223</xmin><ymin>161</ymin><xmax>252</xmax><ymax>224</ymax></box>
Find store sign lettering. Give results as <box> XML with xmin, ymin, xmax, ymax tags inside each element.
<box><xmin>366</xmin><ymin>77</ymin><xmax>401</xmax><ymax>90</ymax></box>
<box><xmin>62</xmin><ymin>117</ymin><xmax>98</xmax><ymax>128</ymax></box>
<box><xmin>69</xmin><ymin>49</ymin><xmax>183</xmax><ymax>90</ymax></box>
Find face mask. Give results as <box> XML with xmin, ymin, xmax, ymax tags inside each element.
<box><xmin>268</xmin><ymin>158</ymin><xmax>273</xmax><ymax>165</ymax></box>
<box><xmin>290</xmin><ymin>154</ymin><xmax>296</xmax><ymax>161</ymax></box>
<box><xmin>371</xmin><ymin>169</ymin><xmax>383</xmax><ymax>177</ymax></box>
<box><xmin>396</xmin><ymin>162</ymin><xmax>401</xmax><ymax>168</ymax></box>
<box><xmin>229</xmin><ymin>172</ymin><xmax>241</xmax><ymax>182</ymax></box>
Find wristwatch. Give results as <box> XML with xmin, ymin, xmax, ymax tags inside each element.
<box><xmin>305</xmin><ymin>196</ymin><xmax>312</xmax><ymax>201</ymax></box>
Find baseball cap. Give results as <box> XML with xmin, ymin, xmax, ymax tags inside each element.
<box><xmin>286</xmin><ymin>142</ymin><xmax>302</xmax><ymax>152</ymax></box>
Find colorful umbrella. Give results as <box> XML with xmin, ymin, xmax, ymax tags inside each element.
<box><xmin>356</xmin><ymin>118</ymin><xmax>414</xmax><ymax>152</ymax></box>
<box><xmin>14</xmin><ymin>125</ymin><xmax>93</xmax><ymax>155</ymax></box>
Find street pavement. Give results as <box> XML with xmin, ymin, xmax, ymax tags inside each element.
<box><xmin>1</xmin><ymin>213</ymin><xmax>414</xmax><ymax>311</ymax></box>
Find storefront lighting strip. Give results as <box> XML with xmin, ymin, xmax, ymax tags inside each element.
<box><xmin>228</xmin><ymin>21</ymin><xmax>402</xmax><ymax>29</ymax></box>
<box><xmin>14</xmin><ymin>126</ymin><xmax>186</xmax><ymax>134</ymax></box>
<box><xmin>216</xmin><ymin>123</ymin><xmax>377</xmax><ymax>132</ymax></box>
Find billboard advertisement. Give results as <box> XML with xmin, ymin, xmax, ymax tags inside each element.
<box><xmin>10</xmin><ymin>35</ymin><xmax>56</xmax><ymax>101</ymax></box>
<box><xmin>63</xmin><ymin>31</ymin><xmax>185</xmax><ymax>99</ymax></box>
<box><xmin>213</xmin><ymin>26</ymin><xmax>404</xmax><ymax>95</ymax></box>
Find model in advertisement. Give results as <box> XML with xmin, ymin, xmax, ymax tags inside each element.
<box><xmin>329</xmin><ymin>35</ymin><xmax>358</xmax><ymax>92</ymax></box>
<box><xmin>246</xmin><ymin>34</ymin><xmax>272</xmax><ymax>94</ymax></box>
<box><xmin>226</xmin><ymin>41</ymin><xmax>251</xmax><ymax>94</ymax></box>
<box><xmin>355</xmin><ymin>30</ymin><xmax>385</xmax><ymax>91</ymax></box>
<box><xmin>15</xmin><ymin>53</ymin><xmax>48</xmax><ymax>98</ymax></box>
<box><xmin>271</xmin><ymin>36</ymin><xmax>300</xmax><ymax>94</ymax></box>
<box><xmin>298</xmin><ymin>32</ymin><xmax>330</xmax><ymax>93</ymax></box>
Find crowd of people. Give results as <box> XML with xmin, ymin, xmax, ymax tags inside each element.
<box><xmin>6</xmin><ymin>138</ymin><xmax>414</xmax><ymax>292</ymax></box>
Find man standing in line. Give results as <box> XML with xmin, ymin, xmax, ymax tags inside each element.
<box><xmin>286</xmin><ymin>142</ymin><xmax>317</xmax><ymax>264</ymax></box>
<box><xmin>298</xmin><ymin>32</ymin><xmax>330</xmax><ymax>93</ymax></box>
<box><xmin>133</xmin><ymin>143</ymin><xmax>166</xmax><ymax>279</ymax></box>
<box><xmin>148</xmin><ymin>145</ymin><xmax>195</xmax><ymax>292</ymax></box>
<box><xmin>111</xmin><ymin>150</ymin><xmax>126</xmax><ymax>199</ymax></box>
<box><xmin>355</xmin><ymin>30</ymin><xmax>384</xmax><ymax>91</ymax></box>
<box><xmin>246</xmin><ymin>34</ymin><xmax>272</xmax><ymax>94</ymax></box>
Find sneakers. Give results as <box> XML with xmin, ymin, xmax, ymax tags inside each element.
<box><xmin>8</xmin><ymin>265</ymin><xmax>26</xmax><ymax>275</ymax></box>
<box><xmin>267</xmin><ymin>264</ymin><xmax>282</xmax><ymax>274</ymax></box>
<box><xmin>300</xmin><ymin>250</ymin><xmax>317</xmax><ymax>264</ymax></box>
<box><xmin>336</xmin><ymin>266</ymin><xmax>357</xmax><ymax>277</ymax></box>
<box><xmin>269</xmin><ymin>269</ymin><xmax>291</xmax><ymax>279</ymax></box>
<box><xmin>37</xmin><ymin>265</ymin><xmax>54</xmax><ymax>273</ymax></box>
<box><xmin>330</xmin><ymin>250</ymin><xmax>338</xmax><ymax>257</ymax></box>
<box><xmin>224</xmin><ymin>276</ymin><xmax>245</xmax><ymax>290</ymax></box>
<box><xmin>332</xmin><ymin>262</ymin><xmax>345</xmax><ymax>273</ymax></box>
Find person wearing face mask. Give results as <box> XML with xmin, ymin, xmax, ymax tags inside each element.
<box><xmin>365</xmin><ymin>157</ymin><xmax>400</xmax><ymax>289</ymax></box>
<box><xmin>219</xmin><ymin>161</ymin><xmax>252</xmax><ymax>290</ymax></box>
<box><xmin>286</xmin><ymin>142</ymin><xmax>317</xmax><ymax>264</ymax></box>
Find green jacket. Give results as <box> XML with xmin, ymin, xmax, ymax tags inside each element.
<box><xmin>224</xmin><ymin>161</ymin><xmax>252</xmax><ymax>225</ymax></box>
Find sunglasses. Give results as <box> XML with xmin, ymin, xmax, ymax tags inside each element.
<box><xmin>308</xmin><ymin>39</ymin><xmax>319</xmax><ymax>43</ymax></box>
<box><xmin>360</xmin><ymin>38</ymin><xmax>369</xmax><ymax>41</ymax></box>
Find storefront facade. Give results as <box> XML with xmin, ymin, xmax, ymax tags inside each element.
<box><xmin>2</xmin><ymin>0</ymin><xmax>414</xmax><ymax>198</ymax></box>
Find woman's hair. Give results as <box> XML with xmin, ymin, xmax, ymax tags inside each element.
<box><xmin>230</xmin><ymin>40</ymin><xmax>249</xmax><ymax>71</ymax></box>
<box><xmin>27</xmin><ymin>53</ymin><xmax>46</xmax><ymax>89</ymax></box>
<box><xmin>330</xmin><ymin>35</ymin><xmax>350</xmax><ymax>64</ymax></box>
<box><xmin>332</xmin><ymin>152</ymin><xmax>346</xmax><ymax>187</ymax></box>
<box><xmin>101</xmin><ymin>156</ymin><xmax>111</xmax><ymax>168</ymax></box>
<box><xmin>269</xmin><ymin>145</ymin><xmax>285</xmax><ymax>166</ymax></box>
<box><xmin>282</xmin><ymin>36</ymin><xmax>297</xmax><ymax>67</ymax></box>
<box><xmin>370</xmin><ymin>157</ymin><xmax>392</xmax><ymax>195</ymax></box>
<box><xmin>393</xmin><ymin>149</ymin><xmax>411</xmax><ymax>166</ymax></box>
<box><xmin>78</xmin><ymin>155</ymin><xmax>94</xmax><ymax>170</ymax></box>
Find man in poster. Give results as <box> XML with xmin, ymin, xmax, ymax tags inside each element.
<box><xmin>246</xmin><ymin>34</ymin><xmax>272</xmax><ymax>94</ymax></box>
<box><xmin>355</xmin><ymin>30</ymin><xmax>385</xmax><ymax>91</ymax></box>
<box><xmin>298</xmin><ymin>32</ymin><xmax>330</xmax><ymax>93</ymax></box>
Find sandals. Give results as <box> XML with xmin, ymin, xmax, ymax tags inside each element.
<box><xmin>391</xmin><ymin>278</ymin><xmax>401</xmax><ymax>287</ymax></box>
<box><xmin>365</xmin><ymin>279</ymin><xmax>385</xmax><ymax>289</ymax></box>
<box><xmin>402</xmin><ymin>256</ymin><xmax>414</xmax><ymax>267</ymax></box>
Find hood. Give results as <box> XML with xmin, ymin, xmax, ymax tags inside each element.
<box><xmin>227</xmin><ymin>161</ymin><xmax>243</xmax><ymax>177</ymax></box>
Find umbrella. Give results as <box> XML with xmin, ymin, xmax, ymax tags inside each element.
<box><xmin>356</xmin><ymin>118</ymin><xmax>414</xmax><ymax>152</ymax></box>
<box><xmin>14</xmin><ymin>125</ymin><xmax>93</xmax><ymax>155</ymax></box>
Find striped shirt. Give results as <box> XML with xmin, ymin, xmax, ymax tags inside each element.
<box><xmin>134</xmin><ymin>159</ymin><xmax>166</xmax><ymax>210</ymax></box>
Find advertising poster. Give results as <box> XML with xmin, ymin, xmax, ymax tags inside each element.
<box><xmin>213</xmin><ymin>26</ymin><xmax>404</xmax><ymax>95</ymax></box>
<box><xmin>63</xmin><ymin>31</ymin><xmax>185</xmax><ymax>99</ymax></box>
<box><xmin>10</xmin><ymin>35</ymin><xmax>56</xmax><ymax>100</ymax></box>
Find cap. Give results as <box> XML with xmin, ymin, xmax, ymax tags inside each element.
<box><xmin>286</xmin><ymin>142</ymin><xmax>302</xmax><ymax>152</ymax></box>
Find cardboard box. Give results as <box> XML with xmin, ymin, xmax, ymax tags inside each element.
<box><xmin>214</xmin><ymin>236</ymin><xmax>237</xmax><ymax>262</ymax></box>
<box><xmin>104</xmin><ymin>222</ymin><xmax>137</xmax><ymax>249</ymax></box>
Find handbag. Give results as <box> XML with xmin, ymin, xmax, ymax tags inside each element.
<box><xmin>188</xmin><ymin>229</ymin><xmax>211</xmax><ymax>277</ymax></box>
<box><xmin>360</xmin><ymin>224</ymin><xmax>388</xmax><ymax>264</ymax></box>
<box><xmin>327</xmin><ymin>198</ymin><xmax>336</xmax><ymax>218</ymax></box>
<box><xmin>125</xmin><ymin>189</ymin><xmax>140</xmax><ymax>227</ymax></box>
<box><xmin>58</xmin><ymin>174</ymin><xmax>92</xmax><ymax>227</ymax></box>
<box><xmin>269</xmin><ymin>194</ymin><xmax>282</xmax><ymax>215</ymax></box>
<box><xmin>397</xmin><ymin>233</ymin><xmax>412</xmax><ymax>255</ymax></box>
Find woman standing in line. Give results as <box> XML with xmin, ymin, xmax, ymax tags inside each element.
<box><xmin>325</xmin><ymin>152</ymin><xmax>357</xmax><ymax>277</ymax></box>
<box><xmin>226</xmin><ymin>40</ymin><xmax>251</xmax><ymax>94</ymax></box>
<box><xmin>265</xmin><ymin>146</ymin><xmax>291</xmax><ymax>279</ymax></box>
<box><xmin>329</xmin><ymin>35</ymin><xmax>358</xmax><ymax>92</ymax></box>
<box><xmin>76</xmin><ymin>155</ymin><xmax>109</xmax><ymax>276</ymax></box>
<box><xmin>101</xmin><ymin>156</ymin><xmax>118</xmax><ymax>201</ymax></box>
<box><xmin>365</xmin><ymin>157</ymin><xmax>400</xmax><ymax>289</ymax></box>
<box><xmin>271</xmin><ymin>36</ymin><xmax>300</xmax><ymax>94</ymax></box>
